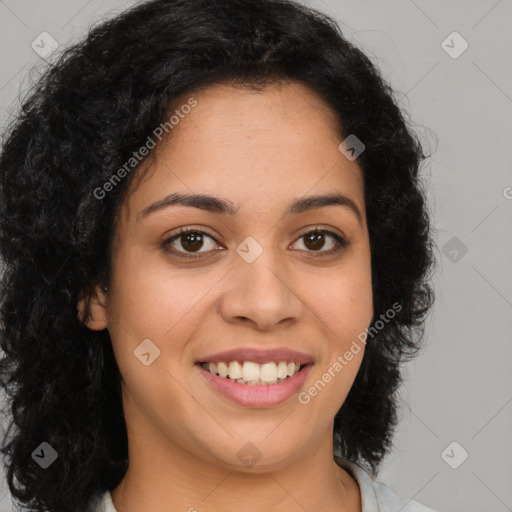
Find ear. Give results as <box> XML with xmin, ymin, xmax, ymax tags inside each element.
<box><xmin>77</xmin><ymin>284</ymin><xmax>109</xmax><ymax>330</ymax></box>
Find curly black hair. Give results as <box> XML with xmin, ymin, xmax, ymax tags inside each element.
<box><xmin>0</xmin><ymin>0</ymin><xmax>436</xmax><ymax>510</ymax></box>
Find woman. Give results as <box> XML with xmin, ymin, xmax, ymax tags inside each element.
<box><xmin>0</xmin><ymin>1</ymin><xmax>437</xmax><ymax>511</ymax></box>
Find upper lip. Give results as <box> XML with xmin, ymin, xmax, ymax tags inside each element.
<box><xmin>196</xmin><ymin>348</ymin><xmax>314</xmax><ymax>365</ymax></box>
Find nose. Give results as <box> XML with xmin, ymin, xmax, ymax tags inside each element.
<box><xmin>219</xmin><ymin>250</ymin><xmax>303</xmax><ymax>331</ymax></box>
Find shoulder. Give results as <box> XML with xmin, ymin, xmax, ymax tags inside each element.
<box><xmin>85</xmin><ymin>489</ymin><xmax>117</xmax><ymax>512</ymax></box>
<box><xmin>371</xmin><ymin>479</ymin><xmax>438</xmax><ymax>512</ymax></box>
<box><xmin>334</xmin><ymin>456</ymin><xmax>439</xmax><ymax>512</ymax></box>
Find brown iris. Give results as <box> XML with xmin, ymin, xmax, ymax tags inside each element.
<box><xmin>303</xmin><ymin>230</ymin><xmax>325</xmax><ymax>251</ymax></box>
<box><xmin>180</xmin><ymin>231</ymin><xmax>204</xmax><ymax>252</ymax></box>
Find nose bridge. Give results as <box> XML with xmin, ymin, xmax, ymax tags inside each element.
<box><xmin>244</xmin><ymin>255</ymin><xmax>287</xmax><ymax>303</ymax></box>
<box><xmin>220</xmin><ymin>234</ymin><xmax>302</xmax><ymax>329</ymax></box>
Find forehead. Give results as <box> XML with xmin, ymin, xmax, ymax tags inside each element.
<box><xmin>120</xmin><ymin>81</ymin><xmax>365</xmax><ymax>223</ymax></box>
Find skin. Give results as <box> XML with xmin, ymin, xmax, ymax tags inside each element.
<box><xmin>79</xmin><ymin>80</ymin><xmax>373</xmax><ymax>512</ymax></box>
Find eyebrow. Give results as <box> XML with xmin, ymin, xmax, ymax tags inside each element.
<box><xmin>139</xmin><ymin>192</ymin><xmax>363</xmax><ymax>225</ymax></box>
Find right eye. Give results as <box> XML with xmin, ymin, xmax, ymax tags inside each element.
<box><xmin>162</xmin><ymin>227</ymin><xmax>223</xmax><ymax>259</ymax></box>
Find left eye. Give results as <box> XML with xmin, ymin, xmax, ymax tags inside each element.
<box><xmin>162</xmin><ymin>228</ymin><xmax>347</xmax><ymax>259</ymax></box>
<box><xmin>291</xmin><ymin>229</ymin><xmax>346</xmax><ymax>255</ymax></box>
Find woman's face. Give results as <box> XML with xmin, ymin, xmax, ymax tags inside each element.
<box><xmin>82</xmin><ymin>81</ymin><xmax>373</xmax><ymax>471</ymax></box>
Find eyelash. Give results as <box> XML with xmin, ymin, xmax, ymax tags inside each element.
<box><xmin>161</xmin><ymin>227</ymin><xmax>349</xmax><ymax>260</ymax></box>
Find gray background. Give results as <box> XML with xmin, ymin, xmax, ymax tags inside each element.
<box><xmin>0</xmin><ymin>1</ymin><xmax>511</xmax><ymax>511</ymax></box>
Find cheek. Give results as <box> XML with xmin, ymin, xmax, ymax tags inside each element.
<box><xmin>108</xmin><ymin>247</ymin><xmax>222</xmax><ymax>354</ymax></box>
<box><xmin>311</xmin><ymin>262</ymin><xmax>373</xmax><ymax>338</ymax></box>
<box><xmin>300</xmin><ymin>277</ymin><xmax>371</xmax><ymax>415</ymax></box>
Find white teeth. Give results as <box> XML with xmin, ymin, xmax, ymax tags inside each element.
<box><xmin>242</xmin><ymin>361</ymin><xmax>260</xmax><ymax>382</ymax></box>
<box><xmin>260</xmin><ymin>362</ymin><xmax>277</xmax><ymax>383</ymax></box>
<box><xmin>202</xmin><ymin>359</ymin><xmax>306</xmax><ymax>384</ymax></box>
<box><xmin>276</xmin><ymin>361</ymin><xmax>288</xmax><ymax>379</ymax></box>
<box><xmin>228</xmin><ymin>361</ymin><xmax>243</xmax><ymax>380</ymax></box>
<box><xmin>217</xmin><ymin>361</ymin><xmax>229</xmax><ymax>378</ymax></box>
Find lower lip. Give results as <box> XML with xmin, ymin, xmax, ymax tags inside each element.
<box><xmin>196</xmin><ymin>363</ymin><xmax>313</xmax><ymax>408</ymax></box>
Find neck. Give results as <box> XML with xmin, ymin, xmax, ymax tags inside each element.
<box><xmin>110</xmin><ymin>422</ymin><xmax>360</xmax><ymax>512</ymax></box>
<box><xmin>110</xmin><ymin>382</ymin><xmax>361</xmax><ymax>512</ymax></box>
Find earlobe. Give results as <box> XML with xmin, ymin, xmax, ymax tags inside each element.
<box><xmin>77</xmin><ymin>285</ymin><xmax>109</xmax><ymax>330</ymax></box>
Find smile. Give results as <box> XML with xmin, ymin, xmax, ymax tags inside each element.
<box><xmin>200</xmin><ymin>360</ymin><xmax>304</xmax><ymax>385</ymax></box>
<box><xmin>196</xmin><ymin>361</ymin><xmax>313</xmax><ymax>407</ymax></box>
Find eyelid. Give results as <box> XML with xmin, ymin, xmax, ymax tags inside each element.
<box><xmin>289</xmin><ymin>227</ymin><xmax>348</xmax><ymax>257</ymax></box>
<box><xmin>161</xmin><ymin>225</ymin><xmax>348</xmax><ymax>259</ymax></box>
<box><xmin>293</xmin><ymin>224</ymin><xmax>347</xmax><ymax>243</ymax></box>
<box><xmin>162</xmin><ymin>226</ymin><xmax>221</xmax><ymax>254</ymax></box>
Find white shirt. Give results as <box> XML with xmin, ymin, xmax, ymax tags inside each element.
<box><xmin>335</xmin><ymin>458</ymin><xmax>438</xmax><ymax>512</ymax></box>
<box><xmin>87</xmin><ymin>458</ymin><xmax>438</xmax><ymax>512</ymax></box>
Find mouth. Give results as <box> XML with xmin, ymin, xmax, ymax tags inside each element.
<box><xmin>195</xmin><ymin>360</ymin><xmax>314</xmax><ymax>408</ymax></box>
<box><xmin>197</xmin><ymin>360</ymin><xmax>307</xmax><ymax>385</ymax></box>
